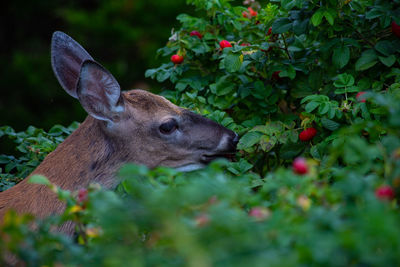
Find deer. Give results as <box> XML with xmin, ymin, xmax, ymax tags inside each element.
<box><xmin>0</xmin><ymin>31</ymin><xmax>239</xmax><ymax>234</ymax></box>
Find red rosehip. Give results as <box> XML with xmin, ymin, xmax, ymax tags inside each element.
<box><xmin>171</xmin><ymin>54</ymin><xmax>184</xmax><ymax>64</ymax></box>
<box><xmin>219</xmin><ymin>40</ymin><xmax>232</xmax><ymax>49</ymax></box>
<box><xmin>190</xmin><ymin>30</ymin><xmax>202</xmax><ymax>39</ymax></box>
<box><xmin>392</xmin><ymin>21</ymin><xmax>400</xmax><ymax>38</ymax></box>
<box><xmin>243</xmin><ymin>7</ymin><xmax>257</xmax><ymax>18</ymax></box>
<box><xmin>248</xmin><ymin>7</ymin><xmax>257</xmax><ymax>17</ymax></box>
<box><xmin>77</xmin><ymin>188</ymin><xmax>88</xmax><ymax>203</ymax></box>
<box><xmin>272</xmin><ymin>70</ymin><xmax>281</xmax><ymax>80</ymax></box>
<box><xmin>267</xmin><ymin>27</ymin><xmax>272</xmax><ymax>36</ymax></box>
<box><xmin>292</xmin><ymin>157</ymin><xmax>308</xmax><ymax>175</ymax></box>
<box><xmin>299</xmin><ymin>127</ymin><xmax>317</xmax><ymax>142</ymax></box>
<box><xmin>356</xmin><ymin>91</ymin><xmax>366</xmax><ymax>103</ymax></box>
<box><xmin>240</xmin><ymin>42</ymin><xmax>251</xmax><ymax>46</ymax></box>
<box><xmin>249</xmin><ymin>207</ymin><xmax>270</xmax><ymax>220</ymax></box>
<box><xmin>375</xmin><ymin>185</ymin><xmax>395</xmax><ymax>201</ymax></box>
<box><xmin>195</xmin><ymin>214</ymin><xmax>210</xmax><ymax>227</ymax></box>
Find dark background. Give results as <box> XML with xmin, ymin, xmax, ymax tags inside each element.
<box><xmin>0</xmin><ymin>0</ymin><xmax>193</xmax><ymax>132</ymax></box>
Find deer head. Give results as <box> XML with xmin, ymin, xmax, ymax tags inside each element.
<box><xmin>51</xmin><ymin>31</ymin><xmax>238</xmax><ymax>173</ymax></box>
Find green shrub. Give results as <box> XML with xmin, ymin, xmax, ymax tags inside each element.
<box><xmin>0</xmin><ymin>123</ymin><xmax>78</xmax><ymax>191</ymax></box>
<box><xmin>1</xmin><ymin>0</ymin><xmax>400</xmax><ymax>266</ymax></box>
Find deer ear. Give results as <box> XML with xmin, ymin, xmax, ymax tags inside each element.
<box><xmin>51</xmin><ymin>31</ymin><xmax>94</xmax><ymax>98</ymax></box>
<box><xmin>77</xmin><ymin>60</ymin><xmax>124</xmax><ymax>123</ymax></box>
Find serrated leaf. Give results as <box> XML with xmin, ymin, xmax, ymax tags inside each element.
<box><xmin>311</xmin><ymin>9</ymin><xmax>323</xmax><ymax>26</ymax></box>
<box><xmin>355</xmin><ymin>49</ymin><xmax>378</xmax><ymax>71</ymax></box>
<box><xmin>237</xmin><ymin>132</ymin><xmax>262</xmax><ymax>150</ymax></box>
<box><xmin>231</xmin><ymin>20</ymin><xmax>242</xmax><ymax>31</ymax></box>
<box><xmin>333</xmin><ymin>46</ymin><xmax>350</xmax><ymax>69</ymax></box>
<box><xmin>280</xmin><ymin>65</ymin><xmax>296</xmax><ymax>80</ymax></box>
<box><xmin>321</xmin><ymin>118</ymin><xmax>340</xmax><ymax>131</ymax></box>
<box><xmin>375</xmin><ymin>41</ymin><xmax>396</xmax><ymax>56</ymax></box>
<box><xmin>210</xmin><ymin>76</ymin><xmax>235</xmax><ymax>96</ymax></box>
<box><xmin>144</xmin><ymin>68</ymin><xmax>158</xmax><ymax>78</ymax></box>
<box><xmin>323</xmin><ymin>10</ymin><xmax>335</xmax><ymax>25</ymax></box>
<box><xmin>305</xmin><ymin>101</ymin><xmax>319</xmax><ymax>113</ymax></box>
<box><xmin>272</xmin><ymin>18</ymin><xmax>292</xmax><ymax>33</ymax></box>
<box><xmin>334</xmin><ymin>73</ymin><xmax>354</xmax><ymax>88</ymax></box>
<box><xmin>327</xmin><ymin>107</ymin><xmax>335</xmax><ymax>119</ymax></box>
<box><xmin>310</xmin><ymin>145</ymin><xmax>320</xmax><ymax>159</ymax></box>
<box><xmin>281</xmin><ymin>0</ymin><xmax>297</xmax><ymax>10</ymax></box>
<box><xmin>224</xmin><ymin>53</ymin><xmax>242</xmax><ymax>73</ymax></box>
<box><xmin>365</xmin><ymin>8</ymin><xmax>382</xmax><ymax>19</ymax></box>
<box><xmin>378</xmin><ymin>55</ymin><xmax>396</xmax><ymax>67</ymax></box>
<box><xmin>259</xmin><ymin>135</ymin><xmax>277</xmax><ymax>152</ymax></box>
<box><xmin>318</xmin><ymin>102</ymin><xmax>330</xmax><ymax>115</ymax></box>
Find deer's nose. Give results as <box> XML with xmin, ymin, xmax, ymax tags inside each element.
<box><xmin>232</xmin><ymin>133</ymin><xmax>239</xmax><ymax>147</ymax></box>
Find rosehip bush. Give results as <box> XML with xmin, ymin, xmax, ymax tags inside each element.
<box><xmin>145</xmin><ymin>0</ymin><xmax>400</xmax><ymax>175</ymax></box>
<box><xmin>2</xmin><ymin>0</ymin><xmax>400</xmax><ymax>266</ymax></box>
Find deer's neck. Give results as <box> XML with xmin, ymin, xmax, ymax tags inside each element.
<box><xmin>33</xmin><ymin>116</ymin><xmax>123</xmax><ymax>190</ymax></box>
<box><xmin>0</xmin><ymin>116</ymin><xmax>125</xmax><ymax>219</ymax></box>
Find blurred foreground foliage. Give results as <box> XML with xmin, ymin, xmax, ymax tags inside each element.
<box><xmin>2</xmin><ymin>0</ymin><xmax>400</xmax><ymax>266</ymax></box>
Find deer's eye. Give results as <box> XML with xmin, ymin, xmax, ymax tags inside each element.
<box><xmin>159</xmin><ymin>119</ymin><xmax>178</xmax><ymax>135</ymax></box>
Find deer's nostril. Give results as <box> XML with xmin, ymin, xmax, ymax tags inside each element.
<box><xmin>232</xmin><ymin>133</ymin><xmax>239</xmax><ymax>147</ymax></box>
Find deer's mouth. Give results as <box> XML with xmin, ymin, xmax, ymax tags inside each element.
<box><xmin>200</xmin><ymin>153</ymin><xmax>236</xmax><ymax>164</ymax></box>
<box><xmin>174</xmin><ymin>153</ymin><xmax>236</xmax><ymax>173</ymax></box>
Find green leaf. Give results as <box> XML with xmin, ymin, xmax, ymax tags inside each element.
<box><xmin>28</xmin><ymin>175</ymin><xmax>51</xmax><ymax>186</ymax></box>
<box><xmin>378</xmin><ymin>55</ymin><xmax>396</xmax><ymax>67</ymax></box>
<box><xmin>224</xmin><ymin>53</ymin><xmax>242</xmax><ymax>73</ymax></box>
<box><xmin>210</xmin><ymin>76</ymin><xmax>235</xmax><ymax>96</ymax></box>
<box><xmin>0</xmin><ymin>155</ymin><xmax>13</xmax><ymax>164</ymax></box>
<box><xmin>375</xmin><ymin>41</ymin><xmax>396</xmax><ymax>56</ymax></box>
<box><xmin>280</xmin><ymin>142</ymin><xmax>305</xmax><ymax>159</ymax></box>
<box><xmin>334</xmin><ymin>73</ymin><xmax>354</xmax><ymax>88</ymax></box>
<box><xmin>365</xmin><ymin>8</ymin><xmax>382</xmax><ymax>19</ymax></box>
<box><xmin>144</xmin><ymin>68</ymin><xmax>158</xmax><ymax>78</ymax></box>
<box><xmin>321</xmin><ymin>118</ymin><xmax>340</xmax><ymax>131</ymax></box>
<box><xmin>259</xmin><ymin>135</ymin><xmax>277</xmax><ymax>152</ymax></box>
<box><xmin>311</xmin><ymin>9</ymin><xmax>323</xmax><ymax>26</ymax></box>
<box><xmin>305</xmin><ymin>101</ymin><xmax>319</xmax><ymax>113</ymax></box>
<box><xmin>281</xmin><ymin>0</ymin><xmax>296</xmax><ymax>10</ymax></box>
<box><xmin>272</xmin><ymin>18</ymin><xmax>292</xmax><ymax>34</ymax></box>
<box><xmin>156</xmin><ymin>70</ymin><xmax>171</xmax><ymax>82</ymax></box>
<box><xmin>323</xmin><ymin>10</ymin><xmax>335</xmax><ymax>25</ymax></box>
<box><xmin>280</xmin><ymin>65</ymin><xmax>296</xmax><ymax>80</ymax></box>
<box><xmin>231</xmin><ymin>19</ymin><xmax>242</xmax><ymax>31</ymax></box>
<box><xmin>318</xmin><ymin>102</ymin><xmax>330</xmax><ymax>115</ymax></box>
<box><xmin>237</xmin><ymin>132</ymin><xmax>262</xmax><ymax>150</ymax></box>
<box><xmin>332</xmin><ymin>45</ymin><xmax>350</xmax><ymax>69</ymax></box>
<box><xmin>335</xmin><ymin>86</ymin><xmax>359</xmax><ymax>94</ymax></box>
<box><xmin>355</xmin><ymin>49</ymin><xmax>378</xmax><ymax>71</ymax></box>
